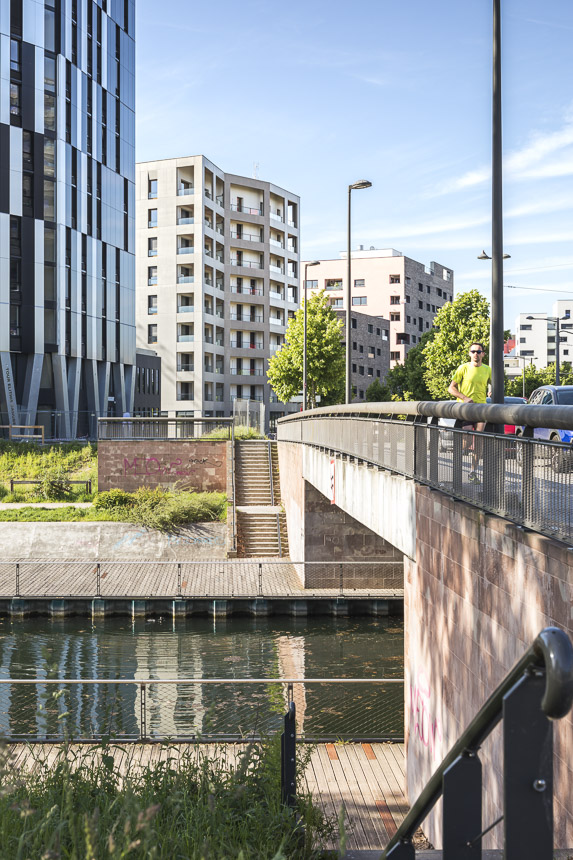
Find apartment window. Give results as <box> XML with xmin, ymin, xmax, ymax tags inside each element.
<box><xmin>376</xmin><ymin>328</ymin><xmax>381</xmax><ymax>336</ymax></box>
<box><xmin>305</xmin><ymin>280</ymin><xmax>318</xmax><ymax>288</ymax></box>
<box><xmin>148</xmin><ymin>208</ymin><xmax>157</xmax><ymax>227</ymax></box>
<box><xmin>418</xmin><ymin>283</ymin><xmax>423</xmax><ymax>291</ymax></box>
<box><xmin>148</xmin><ymin>237</ymin><xmax>157</xmax><ymax>257</ymax></box>
<box><xmin>405</xmin><ymin>295</ymin><xmax>410</xmax><ymax>303</ymax></box>
<box><xmin>390</xmin><ymin>275</ymin><xmax>400</xmax><ymax>284</ymax></box>
<box><xmin>352</xmin><ymin>297</ymin><xmax>367</xmax><ymax>305</ymax></box>
<box><xmin>426</xmin><ymin>322</ymin><xmax>429</xmax><ymax>329</ymax></box>
<box><xmin>406</xmin><ymin>316</ymin><xmax>411</xmax><ymax>324</ymax></box>
<box><xmin>10</xmin><ymin>305</ymin><xmax>20</xmax><ymax>336</ymax></box>
<box><xmin>44</xmin><ymin>180</ymin><xmax>55</xmax><ymax>221</ymax></box>
<box><xmin>325</xmin><ymin>279</ymin><xmax>342</xmax><ymax>290</ymax></box>
<box><xmin>367</xmin><ymin>367</ymin><xmax>373</xmax><ymax>376</ymax></box>
<box><xmin>382</xmin><ymin>331</ymin><xmax>388</xmax><ymax>340</ymax></box>
<box><xmin>418</xmin><ymin>301</ymin><xmax>423</xmax><ymax>310</ymax></box>
<box><xmin>352</xmin><ymin>363</ymin><xmax>357</xmax><ymax>373</ymax></box>
<box><xmin>148</xmin><ymin>324</ymin><xmax>157</xmax><ymax>344</ymax></box>
<box><xmin>148</xmin><ymin>266</ymin><xmax>157</xmax><ymax>285</ymax></box>
<box><xmin>377</xmin><ymin>369</ymin><xmax>381</xmax><ymax>377</ymax></box>
<box><xmin>148</xmin><ymin>178</ymin><xmax>157</xmax><ymax>198</ymax></box>
<box><xmin>368</xmin><ymin>324</ymin><xmax>373</xmax><ymax>333</ymax></box>
<box><xmin>390</xmin><ymin>351</ymin><xmax>400</xmax><ymax>361</ymax></box>
<box><xmin>377</xmin><ymin>348</ymin><xmax>381</xmax><ymax>356</ymax></box>
<box><xmin>22</xmin><ymin>174</ymin><xmax>33</xmax><ymax>215</ymax></box>
<box><xmin>351</xmin><ymin>318</ymin><xmax>357</xmax><ymax>329</ymax></box>
<box><xmin>432</xmin><ymin>305</ymin><xmax>436</xmax><ymax>313</ymax></box>
<box><xmin>148</xmin><ymin>295</ymin><xmax>157</xmax><ymax>314</ymax></box>
<box><xmin>359</xmin><ymin>344</ymin><xmax>364</xmax><ymax>354</ymax></box>
<box><xmin>359</xmin><ymin>366</ymin><xmax>364</xmax><ymax>376</ymax></box>
<box><xmin>390</xmin><ymin>296</ymin><xmax>400</xmax><ymax>305</ymax></box>
<box><xmin>10</xmin><ymin>39</ymin><xmax>21</xmax><ymax>75</ymax></box>
<box><xmin>332</xmin><ymin>298</ymin><xmax>343</xmax><ymax>308</ymax></box>
<box><xmin>426</xmin><ymin>285</ymin><xmax>431</xmax><ymax>294</ymax></box>
<box><xmin>390</xmin><ymin>313</ymin><xmax>400</xmax><ymax>322</ymax></box>
<box><xmin>437</xmin><ymin>288</ymin><xmax>442</xmax><ymax>297</ymax></box>
<box><xmin>10</xmin><ymin>82</ymin><xmax>21</xmax><ymax>118</ymax></box>
<box><xmin>412</xmin><ymin>336</ymin><xmax>417</xmax><ymax>344</ymax></box>
<box><xmin>354</xmin><ymin>279</ymin><xmax>365</xmax><ymax>288</ymax></box>
<box><xmin>359</xmin><ymin>390</ymin><xmax>364</xmax><ymax>399</ymax></box>
<box><xmin>426</xmin><ymin>303</ymin><xmax>431</xmax><ymax>311</ymax></box>
<box><xmin>520</xmin><ymin>324</ymin><xmax>532</xmax><ymax>331</ymax></box>
<box><xmin>521</xmin><ymin>350</ymin><xmax>534</xmax><ymax>356</ymax></box>
<box><xmin>352</xmin><ymin>341</ymin><xmax>357</xmax><ymax>351</ymax></box>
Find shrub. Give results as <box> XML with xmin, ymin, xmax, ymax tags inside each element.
<box><xmin>38</xmin><ymin>469</ymin><xmax>72</xmax><ymax>501</ymax></box>
<box><xmin>93</xmin><ymin>489</ymin><xmax>136</xmax><ymax>510</ymax></box>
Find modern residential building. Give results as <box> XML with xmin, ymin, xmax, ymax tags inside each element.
<box><xmin>135</xmin><ymin>155</ymin><xmax>300</xmax><ymax>428</ymax></box>
<box><xmin>334</xmin><ymin>310</ymin><xmax>390</xmax><ymax>401</ymax></box>
<box><xmin>303</xmin><ymin>248</ymin><xmax>453</xmax><ymax>366</ymax></box>
<box><xmin>133</xmin><ymin>348</ymin><xmax>161</xmax><ymax>416</ymax></box>
<box><xmin>0</xmin><ymin>0</ymin><xmax>137</xmax><ymax>438</ymax></box>
<box><xmin>514</xmin><ymin>301</ymin><xmax>573</xmax><ymax>369</ymax></box>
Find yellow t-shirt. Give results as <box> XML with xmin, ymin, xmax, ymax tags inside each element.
<box><xmin>452</xmin><ymin>362</ymin><xmax>491</xmax><ymax>403</ymax></box>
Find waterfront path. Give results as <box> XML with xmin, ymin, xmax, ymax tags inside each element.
<box><xmin>4</xmin><ymin>741</ymin><xmax>408</xmax><ymax>852</ymax></box>
<box><xmin>0</xmin><ymin>559</ymin><xmax>404</xmax><ymax>600</ymax></box>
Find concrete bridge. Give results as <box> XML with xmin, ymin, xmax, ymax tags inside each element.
<box><xmin>277</xmin><ymin>402</ymin><xmax>573</xmax><ymax>848</ymax></box>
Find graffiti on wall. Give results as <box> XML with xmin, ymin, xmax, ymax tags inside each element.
<box><xmin>122</xmin><ymin>456</ymin><xmax>222</xmax><ymax>480</ymax></box>
<box><xmin>409</xmin><ymin>670</ymin><xmax>442</xmax><ymax>763</ymax></box>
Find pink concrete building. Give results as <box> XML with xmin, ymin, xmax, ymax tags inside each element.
<box><xmin>302</xmin><ymin>248</ymin><xmax>454</xmax><ymax>366</ymax></box>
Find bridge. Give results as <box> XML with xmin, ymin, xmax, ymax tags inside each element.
<box><xmin>277</xmin><ymin>401</ymin><xmax>573</xmax><ymax>850</ymax></box>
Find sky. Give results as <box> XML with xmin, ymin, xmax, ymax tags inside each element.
<box><xmin>135</xmin><ymin>0</ymin><xmax>573</xmax><ymax>331</ymax></box>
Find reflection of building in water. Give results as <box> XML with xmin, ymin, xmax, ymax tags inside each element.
<box><xmin>277</xmin><ymin>636</ymin><xmax>306</xmax><ymax>732</ymax></box>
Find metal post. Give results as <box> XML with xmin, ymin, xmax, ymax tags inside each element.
<box><xmin>281</xmin><ymin>687</ymin><xmax>296</xmax><ymax>808</ymax></box>
<box><xmin>303</xmin><ymin>262</ymin><xmax>308</xmax><ymax>411</ymax></box>
<box><xmin>140</xmin><ymin>682</ymin><xmax>147</xmax><ymax>740</ymax></box>
<box><xmin>258</xmin><ymin>562</ymin><xmax>263</xmax><ymax>597</ymax></box>
<box><xmin>15</xmin><ymin>562</ymin><xmax>20</xmax><ymax>598</ymax></box>
<box><xmin>442</xmin><ymin>752</ymin><xmax>482</xmax><ymax>859</ymax></box>
<box><xmin>346</xmin><ymin>187</ymin><xmax>352</xmax><ymax>404</ymax></box>
<box><xmin>96</xmin><ymin>563</ymin><xmax>101</xmax><ymax>598</ymax></box>
<box><xmin>556</xmin><ymin>317</ymin><xmax>560</xmax><ymax>386</ymax></box>
<box><xmin>339</xmin><ymin>563</ymin><xmax>344</xmax><ymax>596</ymax></box>
<box><xmin>177</xmin><ymin>562</ymin><xmax>182</xmax><ymax>598</ymax></box>
<box><xmin>490</xmin><ymin>0</ymin><xmax>504</xmax><ymax>405</ymax></box>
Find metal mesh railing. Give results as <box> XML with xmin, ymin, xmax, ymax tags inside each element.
<box><xmin>279</xmin><ymin>415</ymin><xmax>573</xmax><ymax>544</ymax></box>
<box><xmin>0</xmin><ymin>560</ymin><xmax>403</xmax><ymax>599</ymax></box>
<box><xmin>98</xmin><ymin>417</ymin><xmax>233</xmax><ymax>440</ymax></box>
<box><xmin>0</xmin><ymin>678</ymin><xmax>404</xmax><ymax>743</ymax></box>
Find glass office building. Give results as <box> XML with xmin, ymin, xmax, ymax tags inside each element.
<box><xmin>0</xmin><ymin>0</ymin><xmax>136</xmax><ymax>438</ymax></box>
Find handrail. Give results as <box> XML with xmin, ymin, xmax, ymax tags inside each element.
<box><xmin>231</xmin><ymin>423</ymin><xmax>237</xmax><ymax>552</ymax></box>
<box><xmin>277</xmin><ymin>400</ymin><xmax>573</xmax><ymax>431</ymax></box>
<box><xmin>267</xmin><ymin>439</ymin><xmax>275</xmax><ymax>505</ymax></box>
<box><xmin>382</xmin><ymin>627</ymin><xmax>573</xmax><ymax>857</ymax></box>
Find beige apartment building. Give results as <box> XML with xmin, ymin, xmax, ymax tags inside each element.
<box><xmin>303</xmin><ymin>248</ymin><xmax>454</xmax><ymax>366</ymax></box>
<box><xmin>136</xmin><ymin>156</ymin><xmax>300</xmax><ymax>427</ymax></box>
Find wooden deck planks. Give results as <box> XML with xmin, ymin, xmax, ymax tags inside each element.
<box><xmin>4</xmin><ymin>742</ymin><xmax>408</xmax><ymax>851</ymax></box>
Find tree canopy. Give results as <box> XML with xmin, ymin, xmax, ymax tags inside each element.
<box><xmin>505</xmin><ymin>362</ymin><xmax>573</xmax><ymax>398</ymax></box>
<box><xmin>423</xmin><ymin>290</ymin><xmax>491</xmax><ymax>399</ymax></box>
<box><xmin>267</xmin><ymin>290</ymin><xmax>344</xmax><ymax>408</ymax></box>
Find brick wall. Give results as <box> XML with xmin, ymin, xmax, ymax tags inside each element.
<box><xmin>406</xmin><ymin>484</ymin><xmax>573</xmax><ymax>849</ymax></box>
<box><xmin>98</xmin><ymin>441</ymin><xmax>229</xmax><ymax>493</ymax></box>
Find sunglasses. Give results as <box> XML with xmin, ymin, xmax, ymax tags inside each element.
<box><xmin>470</xmin><ymin>349</ymin><xmax>483</xmax><ymax>354</ymax></box>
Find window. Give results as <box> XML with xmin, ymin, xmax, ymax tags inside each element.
<box><xmin>148</xmin><ymin>237</ymin><xmax>157</xmax><ymax>256</ymax></box>
<box><xmin>332</xmin><ymin>298</ymin><xmax>343</xmax><ymax>307</ymax></box>
<box><xmin>437</xmin><ymin>288</ymin><xmax>442</xmax><ymax>297</ymax></box>
<box><xmin>367</xmin><ymin>324</ymin><xmax>373</xmax><ymax>333</ymax></box>
<box><xmin>44</xmin><ymin>180</ymin><xmax>55</xmax><ymax>220</ymax></box>
<box><xmin>352</xmin><ymin>341</ymin><xmax>357</xmax><ymax>351</ymax></box>
<box><xmin>148</xmin><ymin>266</ymin><xmax>157</xmax><ymax>285</ymax></box>
<box><xmin>44</xmin><ymin>91</ymin><xmax>56</xmax><ymax>131</ymax></box>
<box><xmin>354</xmin><ymin>279</ymin><xmax>365</xmax><ymax>287</ymax></box>
<box><xmin>352</xmin><ymin>363</ymin><xmax>357</xmax><ymax>373</ymax></box>
<box><xmin>10</xmin><ymin>305</ymin><xmax>20</xmax><ymax>337</ymax></box>
<box><xmin>426</xmin><ymin>285</ymin><xmax>431</xmax><ymax>294</ymax></box>
<box><xmin>519</xmin><ymin>337</ymin><xmax>527</xmax><ymax>344</ymax></box>
<box><xmin>377</xmin><ymin>370</ymin><xmax>381</xmax><ymax>377</ymax></box>
<box><xmin>359</xmin><ymin>344</ymin><xmax>363</xmax><ymax>353</ymax></box>
<box><xmin>405</xmin><ymin>295</ymin><xmax>410</xmax><ymax>303</ymax></box>
<box><xmin>352</xmin><ymin>296</ymin><xmax>367</xmax><ymax>305</ymax></box>
<box><xmin>148</xmin><ymin>295</ymin><xmax>157</xmax><ymax>314</ymax></box>
<box><xmin>418</xmin><ymin>300</ymin><xmax>423</xmax><ymax>310</ymax></box>
<box><xmin>390</xmin><ymin>312</ymin><xmax>400</xmax><ymax>322</ymax></box>
<box><xmin>367</xmin><ymin>367</ymin><xmax>373</xmax><ymax>376</ymax></box>
<box><xmin>390</xmin><ymin>296</ymin><xmax>400</xmax><ymax>305</ymax></box>
<box><xmin>148</xmin><ymin>178</ymin><xmax>157</xmax><ymax>198</ymax></box>
<box><xmin>325</xmin><ymin>278</ymin><xmax>342</xmax><ymax>290</ymax></box>
<box><xmin>22</xmin><ymin>175</ymin><xmax>33</xmax><ymax>214</ymax></box>
<box><xmin>377</xmin><ymin>348</ymin><xmax>381</xmax><ymax>356</ymax></box>
<box><xmin>432</xmin><ymin>305</ymin><xmax>436</xmax><ymax>313</ymax></box>
<box><xmin>351</xmin><ymin>318</ymin><xmax>357</xmax><ymax>329</ymax></box>
<box><xmin>148</xmin><ymin>324</ymin><xmax>157</xmax><ymax>344</ymax></box>
<box><xmin>390</xmin><ymin>275</ymin><xmax>400</xmax><ymax>284</ymax></box>
<box><xmin>426</xmin><ymin>303</ymin><xmax>431</xmax><ymax>311</ymax></box>
<box><xmin>305</xmin><ymin>280</ymin><xmax>318</xmax><ymax>288</ymax></box>
<box><xmin>390</xmin><ymin>351</ymin><xmax>400</xmax><ymax>361</ymax></box>
<box><xmin>406</xmin><ymin>316</ymin><xmax>411</xmax><ymax>324</ymax></box>
<box><xmin>412</xmin><ymin>335</ymin><xmax>417</xmax><ymax>344</ymax></box>
<box><xmin>520</xmin><ymin>324</ymin><xmax>532</xmax><ymax>331</ymax></box>
<box><xmin>426</xmin><ymin>322</ymin><xmax>429</xmax><ymax>329</ymax></box>
<box><xmin>521</xmin><ymin>350</ymin><xmax>534</xmax><ymax>356</ymax></box>
<box><xmin>148</xmin><ymin>208</ymin><xmax>157</xmax><ymax>227</ymax></box>
<box><xmin>359</xmin><ymin>390</ymin><xmax>364</xmax><ymax>399</ymax></box>
<box><xmin>418</xmin><ymin>283</ymin><xmax>423</xmax><ymax>291</ymax></box>
<box><xmin>10</xmin><ymin>82</ymin><xmax>21</xmax><ymax>117</ymax></box>
<box><xmin>359</xmin><ymin>366</ymin><xmax>364</xmax><ymax>376</ymax></box>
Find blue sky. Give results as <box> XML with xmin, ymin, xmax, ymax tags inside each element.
<box><xmin>136</xmin><ymin>0</ymin><xmax>573</xmax><ymax>331</ymax></box>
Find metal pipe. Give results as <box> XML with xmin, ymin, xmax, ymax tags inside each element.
<box><xmin>556</xmin><ymin>317</ymin><xmax>561</xmax><ymax>386</ymax></box>
<box><xmin>346</xmin><ymin>187</ymin><xmax>352</xmax><ymax>404</ymax></box>
<box><xmin>490</xmin><ymin>0</ymin><xmax>504</xmax><ymax>405</ymax></box>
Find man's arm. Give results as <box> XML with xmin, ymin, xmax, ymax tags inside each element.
<box><xmin>448</xmin><ymin>379</ymin><xmax>473</xmax><ymax>402</ymax></box>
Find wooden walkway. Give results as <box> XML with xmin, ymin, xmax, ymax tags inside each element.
<box><xmin>4</xmin><ymin>741</ymin><xmax>408</xmax><ymax>852</ymax></box>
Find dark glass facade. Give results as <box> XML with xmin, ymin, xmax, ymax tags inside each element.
<box><xmin>0</xmin><ymin>0</ymin><xmax>136</xmax><ymax>438</ymax></box>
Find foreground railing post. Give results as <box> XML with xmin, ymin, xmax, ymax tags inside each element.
<box><xmin>258</xmin><ymin>562</ymin><xmax>263</xmax><ymax>597</ymax></box>
<box><xmin>96</xmin><ymin>563</ymin><xmax>101</xmax><ymax>598</ymax></box>
<box><xmin>442</xmin><ymin>751</ymin><xmax>482</xmax><ymax>858</ymax></box>
<box><xmin>15</xmin><ymin>562</ymin><xmax>20</xmax><ymax>598</ymax></box>
<box><xmin>452</xmin><ymin>428</ymin><xmax>463</xmax><ymax>494</ymax></box>
<box><xmin>140</xmin><ymin>682</ymin><xmax>147</xmax><ymax>741</ymax></box>
<box><xmin>521</xmin><ymin>435</ymin><xmax>535</xmax><ymax>527</ymax></box>
<box><xmin>177</xmin><ymin>562</ymin><xmax>182</xmax><ymax>599</ymax></box>
<box><xmin>281</xmin><ymin>685</ymin><xmax>296</xmax><ymax>809</ymax></box>
<box><xmin>503</xmin><ymin>672</ymin><xmax>553</xmax><ymax>860</ymax></box>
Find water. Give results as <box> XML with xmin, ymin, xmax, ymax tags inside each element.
<box><xmin>0</xmin><ymin>616</ymin><xmax>404</xmax><ymax>741</ymax></box>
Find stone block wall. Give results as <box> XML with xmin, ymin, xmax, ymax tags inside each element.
<box><xmin>98</xmin><ymin>440</ymin><xmax>229</xmax><ymax>493</ymax></box>
<box><xmin>405</xmin><ymin>484</ymin><xmax>573</xmax><ymax>849</ymax></box>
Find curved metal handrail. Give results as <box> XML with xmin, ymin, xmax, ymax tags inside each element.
<box><xmin>382</xmin><ymin>627</ymin><xmax>573</xmax><ymax>857</ymax></box>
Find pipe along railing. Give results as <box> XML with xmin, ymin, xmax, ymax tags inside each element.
<box><xmin>382</xmin><ymin>627</ymin><xmax>573</xmax><ymax>859</ymax></box>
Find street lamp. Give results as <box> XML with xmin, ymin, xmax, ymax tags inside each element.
<box><xmin>508</xmin><ymin>354</ymin><xmax>535</xmax><ymax>399</ymax></box>
<box><xmin>526</xmin><ymin>314</ymin><xmax>568</xmax><ymax>386</ymax></box>
<box><xmin>303</xmin><ymin>260</ymin><xmax>320</xmax><ymax>411</ymax></box>
<box><xmin>346</xmin><ymin>180</ymin><xmax>372</xmax><ymax>404</ymax></box>
<box><xmin>477</xmin><ymin>250</ymin><xmax>511</xmax><ymax>260</ymax></box>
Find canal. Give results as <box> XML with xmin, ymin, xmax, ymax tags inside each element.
<box><xmin>0</xmin><ymin>616</ymin><xmax>404</xmax><ymax>741</ymax></box>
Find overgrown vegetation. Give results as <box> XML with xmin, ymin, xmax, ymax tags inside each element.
<box><xmin>0</xmin><ymin>441</ymin><xmax>98</xmax><ymax>501</ymax></box>
<box><xmin>204</xmin><ymin>426</ymin><xmax>264</xmax><ymax>440</ymax></box>
<box><xmin>0</xmin><ymin>488</ymin><xmax>227</xmax><ymax>529</ymax></box>
<box><xmin>0</xmin><ymin>738</ymin><xmax>333</xmax><ymax>859</ymax></box>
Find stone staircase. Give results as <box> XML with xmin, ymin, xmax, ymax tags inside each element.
<box><xmin>234</xmin><ymin>440</ymin><xmax>288</xmax><ymax>557</ymax></box>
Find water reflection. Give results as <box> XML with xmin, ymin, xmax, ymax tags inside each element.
<box><xmin>0</xmin><ymin>616</ymin><xmax>404</xmax><ymax>740</ymax></box>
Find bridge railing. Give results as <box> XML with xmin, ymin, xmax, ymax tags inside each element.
<box><xmin>277</xmin><ymin>402</ymin><xmax>573</xmax><ymax>544</ymax></box>
<box><xmin>98</xmin><ymin>416</ymin><xmax>233</xmax><ymax>440</ymax></box>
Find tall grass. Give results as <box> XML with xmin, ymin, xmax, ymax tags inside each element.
<box><xmin>0</xmin><ymin>738</ymin><xmax>333</xmax><ymax>859</ymax></box>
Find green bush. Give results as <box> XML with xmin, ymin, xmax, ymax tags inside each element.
<box><xmin>93</xmin><ymin>488</ymin><xmax>136</xmax><ymax>510</ymax></box>
<box><xmin>38</xmin><ymin>469</ymin><xmax>73</xmax><ymax>501</ymax></box>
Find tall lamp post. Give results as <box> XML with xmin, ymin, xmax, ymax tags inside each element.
<box><xmin>303</xmin><ymin>260</ymin><xmax>320</xmax><ymax>411</ymax></box>
<box><xmin>490</xmin><ymin>0</ymin><xmax>504</xmax><ymax>404</ymax></box>
<box><xmin>346</xmin><ymin>180</ymin><xmax>372</xmax><ymax>404</ymax></box>
<box><xmin>527</xmin><ymin>315</ymin><xmax>566</xmax><ymax>385</ymax></box>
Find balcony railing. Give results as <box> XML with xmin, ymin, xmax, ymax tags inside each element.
<box><xmin>287</xmin><ymin>244</ymin><xmax>296</xmax><ymax>254</ymax></box>
<box><xmin>216</xmin><ymin>194</ymin><xmax>224</xmax><ymax>206</ymax></box>
<box><xmin>204</xmin><ymin>306</ymin><xmax>214</xmax><ymax>315</ymax></box>
<box><xmin>270</xmin><ymin>317</ymin><xmax>284</xmax><ymax>326</ymax></box>
<box><xmin>230</xmin><ymin>341</ymin><xmax>263</xmax><ymax>350</ymax></box>
<box><xmin>177</xmin><ymin>186</ymin><xmax>194</xmax><ymax>196</ymax></box>
<box><xmin>270</xmin><ymin>290</ymin><xmax>284</xmax><ymax>300</ymax></box>
<box><xmin>204</xmin><ymin>277</ymin><xmax>213</xmax><ymax>286</ymax></box>
<box><xmin>288</xmin><ymin>219</ymin><xmax>296</xmax><ymax>227</ymax></box>
<box><xmin>178</xmin><ymin>246</ymin><xmax>194</xmax><ymax>255</ymax></box>
<box><xmin>177</xmin><ymin>305</ymin><xmax>194</xmax><ymax>313</ymax></box>
<box><xmin>176</xmin><ymin>393</ymin><xmax>194</xmax><ymax>401</ymax></box>
<box><xmin>216</xmin><ymin>253</ymin><xmax>224</xmax><ymax>262</ymax></box>
<box><xmin>177</xmin><ymin>275</ymin><xmax>194</xmax><ymax>284</ymax></box>
<box><xmin>230</xmin><ymin>368</ymin><xmax>264</xmax><ymax>376</ymax></box>
<box><xmin>204</xmin><ymin>220</ymin><xmax>213</xmax><ymax>229</ymax></box>
<box><xmin>216</xmin><ymin>280</ymin><xmax>224</xmax><ymax>291</ymax></box>
<box><xmin>204</xmin><ymin>249</ymin><xmax>213</xmax><ymax>258</ymax></box>
<box><xmin>177</xmin><ymin>334</ymin><xmax>194</xmax><ymax>342</ymax></box>
<box><xmin>230</xmin><ymin>259</ymin><xmax>263</xmax><ymax>269</ymax></box>
<box><xmin>204</xmin><ymin>336</ymin><xmax>213</xmax><ymax>344</ymax></box>
<box><xmin>270</xmin><ymin>212</ymin><xmax>284</xmax><ymax>223</ymax></box>
<box><xmin>205</xmin><ymin>189</ymin><xmax>213</xmax><ymax>199</ymax></box>
<box><xmin>231</xmin><ymin>286</ymin><xmax>263</xmax><ymax>296</ymax></box>
<box><xmin>215</xmin><ymin>338</ymin><xmax>224</xmax><ymax>347</ymax></box>
<box><xmin>269</xmin><ymin>238</ymin><xmax>284</xmax><ymax>248</ymax></box>
<box><xmin>230</xmin><ymin>204</ymin><xmax>262</xmax><ymax>215</ymax></box>
<box><xmin>270</xmin><ymin>265</ymin><xmax>285</xmax><ymax>275</ymax></box>
<box><xmin>231</xmin><ymin>231</ymin><xmax>262</xmax><ymax>242</ymax></box>
<box><xmin>230</xmin><ymin>313</ymin><xmax>263</xmax><ymax>322</ymax></box>
<box><xmin>177</xmin><ymin>365</ymin><xmax>194</xmax><ymax>373</ymax></box>
<box><xmin>148</xmin><ymin>249</ymin><xmax>157</xmax><ymax>256</ymax></box>
<box><xmin>177</xmin><ymin>217</ymin><xmax>194</xmax><ymax>225</ymax></box>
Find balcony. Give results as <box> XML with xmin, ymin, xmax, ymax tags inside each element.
<box><xmin>204</xmin><ymin>335</ymin><xmax>214</xmax><ymax>344</ymax></box>
<box><xmin>177</xmin><ymin>305</ymin><xmax>194</xmax><ymax>313</ymax></box>
<box><xmin>270</xmin><ymin>238</ymin><xmax>284</xmax><ymax>249</ymax></box>
<box><xmin>270</xmin><ymin>212</ymin><xmax>284</xmax><ymax>223</ymax></box>
<box><xmin>287</xmin><ymin>244</ymin><xmax>296</xmax><ymax>254</ymax></box>
<box><xmin>270</xmin><ymin>343</ymin><xmax>283</xmax><ymax>353</ymax></box>
<box><xmin>178</xmin><ymin>186</ymin><xmax>194</xmax><ymax>196</ymax></box>
<box><xmin>269</xmin><ymin>264</ymin><xmax>285</xmax><ymax>275</ymax></box>
<box><xmin>177</xmin><ymin>217</ymin><xmax>194</xmax><ymax>225</ymax></box>
<box><xmin>177</xmin><ymin>335</ymin><xmax>194</xmax><ymax>342</ymax></box>
<box><xmin>269</xmin><ymin>317</ymin><xmax>284</xmax><ymax>327</ymax></box>
<box><xmin>231</xmin><ymin>285</ymin><xmax>263</xmax><ymax>296</ymax></box>
<box><xmin>230</xmin><ymin>368</ymin><xmax>264</xmax><ymax>376</ymax></box>
<box><xmin>216</xmin><ymin>194</ymin><xmax>224</xmax><ymax>207</ymax></box>
<box><xmin>270</xmin><ymin>289</ymin><xmax>284</xmax><ymax>300</ymax></box>
<box><xmin>230</xmin><ymin>203</ymin><xmax>262</xmax><ymax>215</ymax></box>
<box><xmin>177</xmin><ymin>365</ymin><xmax>194</xmax><ymax>373</ymax></box>
<box><xmin>216</xmin><ymin>253</ymin><xmax>224</xmax><ymax>262</ymax></box>
<box><xmin>230</xmin><ymin>313</ymin><xmax>263</xmax><ymax>322</ymax></box>
<box><xmin>216</xmin><ymin>225</ymin><xmax>224</xmax><ymax>235</ymax></box>
<box><xmin>148</xmin><ymin>249</ymin><xmax>157</xmax><ymax>257</ymax></box>
<box><xmin>230</xmin><ymin>259</ymin><xmax>263</xmax><ymax>269</ymax></box>
<box><xmin>231</xmin><ymin>231</ymin><xmax>262</xmax><ymax>243</ymax></box>
<box><xmin>204</xmin><ymin>249</ymin><xmax>213</xmax><ymax>258</ymax></box>
<box><xmin>205</xmin><ymin>189</ymin><xmax>213</xmax><ymax>199</ymax></box>
<box><xmin>230</xmin><ymin>341</ymin><xmax>263</xmax><ymax>350</ymax></box>
<box><xmin>216</xmin><ymin>280</ymin><xmax>224</xmax><ymax>291</ymax></box>
<box><xmin>215</xmin><ymin>365</ymin><xmax>224</xmax><ymax>375</ymax></box>
<box><xmin>204</xmin><ymin>276</ymin><xmax>213</xmax><ymax>286</ymax></box>
<box><xmin>215</xmin><ymin>338</ymin><xmax>224</xmax><ymax>347</ymax></box>
<box><xmin>178</xmin><ymin>246</ymin><xmax>194</xmax><ymax>255</ymax></box>
<box><xmin>204</xmin><ymin>306</ymin><xmax>214</xmax><ymax>316</ymax></box>
<box><xmin>177</xmin><ymin>275</ymin><xmax>194</xmax><ymax>284</ymax></box>
<box><xmin>204</xmin><ymin>365</ymin><xmax>214</xmax><ymax>374</ymax></box>
<box><xmin>177</xmin><ymin>393</ymin><xmax>194</xmax><ymax>401</ymax></box>
<box><xmin>204</xmin><ymin>220</ymin><xmax>213</xmax><ymax>230</ymax></box>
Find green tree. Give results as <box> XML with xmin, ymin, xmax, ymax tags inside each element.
<box><xmin>365</xmin><ymin>378</ymin><xmax>388</xmax><ymax>402</ymax></box>
<box><xmin>506</xmin><ymin>362</ymin><xmax>573</xmax><ymax>398</ymax></box>
<box><xmin>267</xmin><ymin>290</ymin><xmax>345</xmax><ymax>408</ymax></box>
<box><xmin>423</xmin><ymin>290</ymin><xmax>491</xmax><ymax>399</ymax></box>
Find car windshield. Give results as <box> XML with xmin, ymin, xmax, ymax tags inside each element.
<box><xmin>555</xmin><ymin>390</ymin><xmax>573</xmax><ymax>405</ymax></box>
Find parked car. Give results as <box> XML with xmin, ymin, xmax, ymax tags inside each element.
<box><xmin>434</xmin><ymin>396</ymin><xmax>526</xmax><ymax>452</ymax></box>
<box><xmin>516</xmin><ymin>385</ymin><xmax>573</xmax><ymax>472</ymax></box>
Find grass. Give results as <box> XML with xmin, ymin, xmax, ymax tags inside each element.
<box><xmin>0</xmin><ymin>441</ymin><xmax>98</xmax><ymax>501</ymax></box>
<box><xmin>203</xmin><ymin>426</ymin><xmax>265</xmax><ymax>440</ymax></box>
<box><xmin>0</xmin><ymin>737</ymin><xmax>334</xmax><ymax>859</ymax></box>
<box><xmin>0</xmin><ymin>488</ymin><xmax>227</xmax><ymax>530</ymax></box>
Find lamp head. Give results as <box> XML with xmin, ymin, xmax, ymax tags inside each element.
<box><xmin>477</xmin><ymin>251</ymin><xmax>491</xmax><ymax>260</ymax></box>
<box><xmin>306</xmin><ymin>260</ymin><xmax>320</xmax><ymax>267</ymax></box>
<box><xmin>349</xmin><ymin>180</ymin><xmax>372</xmax><ymax>190</ymax></box>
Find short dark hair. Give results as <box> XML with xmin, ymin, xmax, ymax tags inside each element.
<box><xmin>469</xmin><ymin>342</ymin><xmax>485</xmax><ymax>352</ymax></box>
